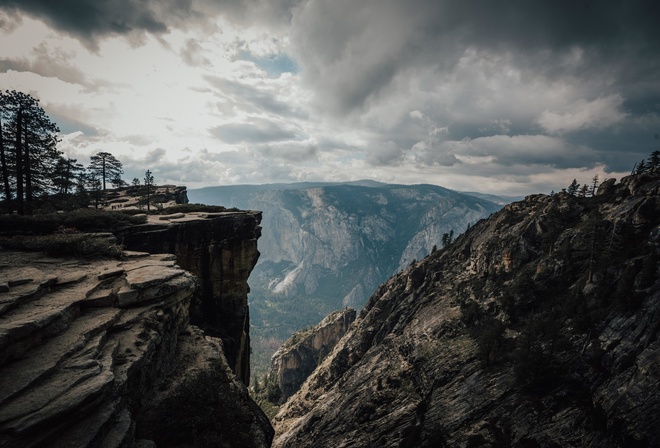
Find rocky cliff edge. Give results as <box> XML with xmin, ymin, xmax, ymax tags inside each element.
<box><xmin>115</xmin><ymin>210</ymin><xmax>262</xmax><ymax>385</ymax></box>
<box><xmin>270</xmin><ymin>308</ymin><xmax>356</xmax><ymax>402</ymax></box>
<box><xmin>0</xmin><ymin>209</ymin><xmax>271</xmax><ymax>448</ymax></box>
<box><xmin>273</xmin><ymin>174</ymin><xmax>660</xmax><ymax>448</ymax></box>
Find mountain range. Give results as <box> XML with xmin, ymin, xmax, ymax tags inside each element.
<box><xmin>189</xmin><ymin>182</ymin><xmax>504</xmax><ymax>374</ymax></box>
<box><xmin>272</xmin><ymin>174</ymin><xmax>660</xmax><ymax>447</ymax></box>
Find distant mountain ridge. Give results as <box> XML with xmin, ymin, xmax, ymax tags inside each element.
<box><xmin>460</xmin><ymin>191</ymin><xmax>525</xmax><ymax>205</ymax></box>
<box><xmin>272</xmin><ymin>174</ymin><xmax>660</xmax><ymax>448</ymax></box>
<box><xmin>189</xmin><ymin>181</ymin><xmax>504</xmax><ymax>373</ymax></box>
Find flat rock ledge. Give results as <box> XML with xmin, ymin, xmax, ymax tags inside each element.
<box><xmin>0</xmin><ymin>249</ymin><xmax>270</xmax><ymax>448</ymax></box>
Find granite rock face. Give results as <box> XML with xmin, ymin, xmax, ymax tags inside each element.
<box><xmin>115</xmin><ymin>211</ymin><xmax>262</xmax><ymax>385</ymax></box>
<box><xmin>270</xmin><ymin>308</ymin><xmax>356</xmax><ymax>402</ymax></box>
<box><xmin>273</xmin><ymin>174</ymin><xmax>660</xmax><ymax>448</ymax></box>
<box><xmin>0</xmin><ymin>250</ymin><xmax>271</xmax><ymax>448</ymax></box>
<box><xmin>0</xmin><ymin>208</ymin><xmax>271</xmax><ymax>448</ymax></box>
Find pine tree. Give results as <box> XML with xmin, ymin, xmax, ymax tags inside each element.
<box><xmin>649</xmin><ymin>150</ymin><xmax>660</xmax><ymax>173</ymax></box>
<box><xmin>567</xmin><ymin>179</ymin><xmax>580</xmax><ymax>196</ymax></box>
<box><xmin>143</xmin><ymin>169</ymin><xmax>155</xmax><ymax>213</ymax></box>
<box><xmin>589</xmin><ymin>174</ymin><xmax>599</xmax><ymax>197</ymax></box>
<box><xmin>52</xmin><ymin>157</ymin><xmax>84</xmax><ymax>195</ymax></box>
<box><xmin>634</xmin><ymin>159</ymin><xmax>647</xmax><ymax>175</ymax></box>
<box><xmin>88</xmin><ymin>152</ymin><xmax>123</xmax><ymax>192</ymax></box>
<box><xmin>0</xmin><ymin>90</ymin><xmax>61</xmax><ymax>214</ymax></box>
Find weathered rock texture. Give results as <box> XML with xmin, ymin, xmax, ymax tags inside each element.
<box><xmin>115</xmin><ymin>211</ymin><xmax>262</xmax><ymax>385</ymax></box>
<box><xmin>270</xmin><ymin>308</ymin><xmax>356</xmax><ymax>402</ymax></box>
<box><xmin>273</xmin><ymin>174</ymin><xmax>660</xmax><ymax>448</ymax></box>
<box><xmin>0</xmin><ymin>249</ymin><xmax>272</xmax><ymax>448</ymax></box>
<box><xmin>103</xmin><ymin>185</ymin><xmax>189</xmax><ymax>211</ymax></box>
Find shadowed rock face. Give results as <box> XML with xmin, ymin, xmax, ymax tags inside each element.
<box><xmin>0</xmin><ymin>250</ymin><xmax>271</xmax><ymax>448</ymax></box>
<box><xmin>270</xmin><ymin>308</ymin><xmax>356</xmax><ymax>402</ymax></box>
<box><xmin>115</xmin><ymin>211</ymin><xmax>262</xmax><ymax>385</ymax></box>
<box><xmin>273</xmin><ymin>174</ymin><xmax>660</xmax><ymax>448</ymax></box>
<box><xmin>0</xmin><ymin>209</ymin><xmax>272</xmax><ymax>448</ymax></box>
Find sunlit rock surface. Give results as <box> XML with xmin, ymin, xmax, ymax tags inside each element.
<box><xmin>115</xmin><ymin>210</ymin><xmax>262</xmax><ymax>385</ymax></box>
<box><xmin>0</xmin><ymin>209</ymin><xmax>271</xmax><ymax>448</ymax></box>
<box><xmin>270</xmin><ymin>308</ymin><xmax>356</xmax><ymax>402</ymax></box>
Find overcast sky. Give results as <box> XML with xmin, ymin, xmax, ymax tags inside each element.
<box><xmin>0</xmin><ymin>0</ymin><xmax>658</xmax><ymax>195</ymax></box>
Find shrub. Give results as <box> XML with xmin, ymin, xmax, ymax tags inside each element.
<box><xmin>0</xmin><ymin>209</ymin><xmax>146</xmax><ymax>235</ymax></box>
<box><xmin>0</xmin><ymin>234</ymin><xmax>124</xmax><ymax>259</ymax></box>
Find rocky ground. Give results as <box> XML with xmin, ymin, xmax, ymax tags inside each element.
<box><xmin>273</xmin><ymin>174</ymin><xmax>660</xmax><ymax>448</ymax></box>
<box><xmin>0</xmin><ymin>207</ymin><xmax>271</xmax><ymax>448</ymax></box>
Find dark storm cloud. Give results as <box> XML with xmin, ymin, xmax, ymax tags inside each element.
<box><xmin>0</xmin><ymin>0</ymin><xmax>180</xmax><ymax>46</ymax></box>
<box><xmin>0</xmin><ymin>0</ymin><xmax>303</xmax><ymax>47</ymax></box>
<box><xmin>291</xmin><ymin>0</ymin><xmax>660</xmax><ymax>115</ymax></box>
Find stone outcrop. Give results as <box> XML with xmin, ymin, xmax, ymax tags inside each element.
<box><xmin>273</xmin><ymin>174</ymin><xmax>660</xmax><ymax>447</ymax></box>
<box><xmin>270</xmin><ymin>308</ymin><xmax>356</xmax><ymax>402</ymax></box>
<box><xmin>104</xmin><ymin>185</ymin><xmax>189</xmax><ymax>210</ymax></box>
<box><xmin>115</xmin><ymin>211</ymin><xmax>262</xmax><ymax>385</ymax></box>
<box><xmin>0</xmin><ymin>249</ymin><xmax>272</xmax><ymax>448</ymax></box>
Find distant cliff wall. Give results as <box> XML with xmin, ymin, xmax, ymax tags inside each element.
<box><xmin>270</xmin><ymin>308</ymin><xmax>356</xmax><ymax>401</ymax></box>
<box><xmin>115</xmin><ymin>211</ymin><xmax>262</xmax><ymax>385</ymax></box>
<box><xmin>273</xmin><ymin>174</ymin><xmax>660</xmax><ymax>448</ymax></box>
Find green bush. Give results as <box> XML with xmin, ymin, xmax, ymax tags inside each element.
<box><xmin>0</xmin><ymin>234</ymin><xmax>124</xmax><ymax>259</ymax></box>
<box><xmin>0</xmin><ymin>209</ymin><xmax>146</xmax><ymax>234</ymax></box>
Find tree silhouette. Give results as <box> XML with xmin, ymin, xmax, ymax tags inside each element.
<box><xmin>52</xmin><ymin>157</ymin><xmax>84</xmax><ymax>195</ymax></box>
<box><xmin>0</xmin><ymin>90</ymin><xmax>61</xmax><ymax>214</ymax></box>
<box><xmin>143</xmin><ymin>169</ymin><xmax>155</xmax><ymax>213</ymax></box>
<box><xmin>88</xmin><ymin>152</ymin><xmax>123</xmax><ymax>192</ymax></box>
<box><xmin>589</xmin><ymin>174</ymin><xmax>599</xmax><ymax>196</ymax></box>
<box><xmin>649</xmin><ymin>150</ymin><xmax>660</xmax><ymax>173</ymax></box>
<box><xmin>567</xmin><ymin>179</ymin><xmax>580</xmax><ymax>196</ymax></box>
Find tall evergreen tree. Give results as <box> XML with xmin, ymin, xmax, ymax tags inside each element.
<box><xmin>0</xmin><ymin>90</ymin><xmax>61</xmax><ymax>214</ymax></box>
<box><xmin>567</xmin><ymin>179</ymin><xmax>580</xmax><ymax>196</ymax></box>
<box><xmin>52</xmin><ymin>157</ymin><xmax>85</xmax><ymax>195</ymax></box>
<box><xmin>649</xmin><ymin>150</ymin><xmax>660</xmax><ymax>173</ymax></box>
<box><xmin>589</xmin><ymin>174</ymin><xmax>599</xmax><ymax>197</ymax></box>
<box><xmin>0</xmin><ymin>107</ymin><xmax>11</xmax><ymax>209</ymax></box>
<box><xmin>143</xmin><ymin>169</ymin><xmax>155</xmax><ymax>213</ymax></box>
<box><xmin>633</xmin><ymin>159</ymin><xmax>647</xmax><ymax>175</ymax></box>
<box><xmin>88</xmin><ymin>152</ymin><xmax>123</xmax><ymax>192</ymax></box>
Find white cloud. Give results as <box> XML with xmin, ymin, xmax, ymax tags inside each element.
<box><xmin>1</xmin><ymin>0</ymin><xmax>655</xmax><ymax>197</ymax></box>
<box><xmin>536</xmin><ymin>94</ymin><xmax>628</xmax><ymax>134</ymax></box>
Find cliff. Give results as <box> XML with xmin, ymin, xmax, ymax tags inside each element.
<box><xmin>115</xmin><ymin>211</ymin><xmax>262</xmax><ymax>384</ymax></box>
<box><xmin>273</xmin><ymin>174</ymin><xmax>660</xmax><ymax>447</ymax></box>
<box><xmin>0</xmin><ymin>249</ymin><xmax>272</xmax><ymax>448</ymax></box>
<box><xmin>190</xmin><ymin>182</ymin><xmax>502</xmax><ymax>376</ymax></box>
<box><xmin>270</xmin><ymin>308</ymin><xmax>356</xmax><ymax>402</ymax></box>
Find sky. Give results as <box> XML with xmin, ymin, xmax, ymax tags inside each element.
<box><xmin>0</xmin><ymin>0</ymin><xmax>658</xmax><ymax>196</ymax></box>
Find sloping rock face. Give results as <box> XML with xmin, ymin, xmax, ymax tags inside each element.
<box><xmin>0</xmin><ymin>250</ymin><xmax>272</xmax><ymax>448</ymax></box>
<box><xmin>273</xmin><ymin>174</ymin><xmax>660</xmax><ymax>448</ymax></box>
<box><xmin>115</xmin><ymin>211</ymin><xmax>262</xmax><ymax>385</ymax></box>
<box><xmin>270</xmin><ymin>308</ymin><xmax>356</xmax><ymax>402</ymax></box>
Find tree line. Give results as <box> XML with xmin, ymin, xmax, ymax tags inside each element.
<box><xmin>559</xmin><ymin>150</ymin><xmax>660</xmax><ymax>198</ymax></box>
<box><xmin>0</xmin><ymin>90</ymin><xmax>157</xmax><ymax>214</ymax></box>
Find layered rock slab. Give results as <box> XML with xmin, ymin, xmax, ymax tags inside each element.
<box><xmin>115</xmin><ymin>211</ymin><xmax>262</xmax><ymax>385</ymax></box>
<box><xmin>0</xmin><ymin>249</ymin><xmax>272</xmax><ymax>448</ymax></box>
